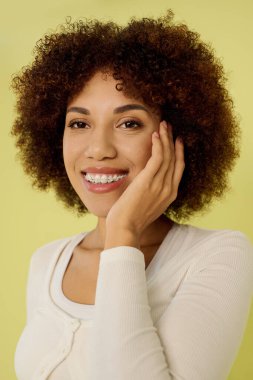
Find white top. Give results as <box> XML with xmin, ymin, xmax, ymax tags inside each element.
<box><xmin>14</xmin><ymin>223</ymin><xmax>253</xmax><ymax>380</ymax></box>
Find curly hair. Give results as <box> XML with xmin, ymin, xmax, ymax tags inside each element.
<box><xmin>11</xmin><ymin>10</ymin><xmax>240</xmax><ymax>221</ymax></box>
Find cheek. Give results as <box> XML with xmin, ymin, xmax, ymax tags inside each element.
<box><xmin>62</xmin><ymin>137</ymin><xmax>71</xmax><ymax>169</ymax></box>
<box><xmin>63</xmin><ymin>133</ymin><xmax>80</xmax><ymax>166</ymax></box>
<box><xmin>127</xmin><ymin>135</ymin><xmax>153</xmax><ymax>169</ymax></box>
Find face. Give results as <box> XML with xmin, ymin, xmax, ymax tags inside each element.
<box><xmin>63</xmin><ymin>71</ymin><xmax>161</xmax><ymax>217</ymax></box>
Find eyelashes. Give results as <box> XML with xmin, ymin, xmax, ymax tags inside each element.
<box><xmin>67</xmin><ymin>120</ymin><xmax>86</xmax><ymax>129</ymax></box>
<box><xmin>120</xmin><ymin>120</ymin><xmax>143</xmax><ymax>129</ymax></box>
<box><xmin>67</xmin><ymin>119</ymin><xmax>143</xmax><ymax>130</ymax></box>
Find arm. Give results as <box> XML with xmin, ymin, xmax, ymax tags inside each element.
<box><xmin>90</xmin><ymin>244</ymin><xmax>172</xmax><ymax>380</ymax></box>
<box><xmin>157</xmin><ymin>231</ymin><xmax>253</xmax><ymax>379</ymax></box>
<box><xmin>89</xmin><ymin>231</ymin><xmax>253</xmax><ymax>380</ymax></box>
<box><xmin>85</xmin><ymin>122</ymin><xmax>180</xmax><ymax>378</ymax></box>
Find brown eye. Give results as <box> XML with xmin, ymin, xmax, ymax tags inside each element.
<box><xmin>121</xmin><ymin>120</ymin><xmax>143</xmax><ymax>129</ymax></box>
<box><xmin>68</xmin><ymin>121</ymin><xmax>87</xmax><ymax>129</ymax></box>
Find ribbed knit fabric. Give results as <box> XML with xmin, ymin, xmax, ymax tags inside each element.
<box><xmin>14</xmin><ymin>223</ymin><xmax>253</xmax><ymax>380</ymax></box>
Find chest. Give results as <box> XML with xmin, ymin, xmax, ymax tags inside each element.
<box><xmin>62</xmin><ymin>250</ymin><xmax>100</xmax><ymax>305</ymax></box>
<box><xmin>62</xmin><ymin>245</ymin><xmax>158</xmax><ymax>305</ymax></box>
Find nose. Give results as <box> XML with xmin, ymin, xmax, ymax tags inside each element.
<box><xmin>84</xmin><ymin>125</ymin><xmax>117</xmax><ymax>160</ymax></box>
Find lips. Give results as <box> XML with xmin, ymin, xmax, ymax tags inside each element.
<box><xmin>82</xmin><ymin>171</ymin><xmax>128</xmax><ymax>193</ymax></box>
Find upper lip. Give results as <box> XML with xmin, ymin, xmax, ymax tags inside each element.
<box><xmin>82</xmin><ymin>167</ymin><xmax>129</xmax><ymax>174</ymax></box>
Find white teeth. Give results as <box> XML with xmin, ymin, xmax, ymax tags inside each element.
<box><xmin>101</xmin><ymin>175</ymin><xmax>107</xmax><ymax>183</ymax></box>
<box><xmin>85</xmin><ymin>173</ymin><xmax>127</xmax><ymax>184</ymax></box>
<box><xmin>94</xmin><ymin>174</ymin><xmax>103</xmax><ymax>184</ymax></box>
<box><xmin>107</xmin><ymin>175</ymin><xmax>113</xmax><ymax>183</ymax></box>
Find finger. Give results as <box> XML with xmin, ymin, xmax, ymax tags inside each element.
<box><xmin>163</xmin><ymin>122</ymin><xmax>175</xmax><ymax>172</ymax></box>
<box><xmin>142</xmin><ymin>129</ymin><xmax>164</xmax><ymax>180</ymax></box>
<box><xmin>171</xmin><ymin>137</ymin><xmax>185</xmax><ymax>192</ymax></box>
<box><xmin>154</xmin><ymin>121</ymin><xmax>175</xmax><ymax>183</ymax></box>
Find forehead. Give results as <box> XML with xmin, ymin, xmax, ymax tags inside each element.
<box><xmin>73</xmin><ymin>71</ymin><xmax>127</xmax><ymax>100</ymax></box>
<box><xmin>69</xmin><ymin>71</ymin><xmax>160</xmax><ymax>117</ymax></box>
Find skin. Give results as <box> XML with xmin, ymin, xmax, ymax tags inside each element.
<box><xmin>63</xmin><ymin>71</ymin><xmax>185</xmax><ymax>257</ymax></box>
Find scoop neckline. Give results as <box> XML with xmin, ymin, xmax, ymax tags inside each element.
<box><xmin>48</xmin><ymin>232</ymin><xmax>94</xmax><ymax>320</ymax></box>
<box><xmin>48</xmin><ymin>222</ymin><xmax>180</xmax><ymax>318</ymax></box>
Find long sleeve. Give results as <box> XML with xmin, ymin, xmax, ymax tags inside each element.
<box><xmin>89</xmin><ymin>232</ymin><xmax>253</xmax><ymax>380</ymax></box>
<box><xmin>90</xmin><ymin>247</ymin><xmax>171</xmax><ymax>379</ymax></box>
<box><xmin>14</xmin><ymin>228</ymin><xmax>253</xmax><ymax>380</ymax></box>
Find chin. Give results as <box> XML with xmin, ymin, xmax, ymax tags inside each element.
<box><xmin>81</xmin><ymin>200</ymin><xmax>114</xmax><ymax>218</ymax></box>
<box><xmin>76</xmin><ymin>182</ymin><xmax>127</xmax><ymax>218</ymax></box>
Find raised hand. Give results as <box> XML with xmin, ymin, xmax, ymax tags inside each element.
<box><xmin>105</xmin><ymin>120</ymin><xmax>185</xmax><ymax>244</ymax></box>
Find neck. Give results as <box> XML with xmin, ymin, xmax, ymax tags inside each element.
<box><xmin>82</xmin><ymin>214</ymin><xmax>173</xmax><ymax>251</ymax></box>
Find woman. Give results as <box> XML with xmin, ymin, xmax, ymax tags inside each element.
<box><xmin>12</xmin><ymin>10</ymin><xmax>253</xmax><ymax>380</ymax></box>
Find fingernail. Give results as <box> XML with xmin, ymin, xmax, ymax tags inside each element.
<box><xmin>161</xmin><ymin>120</ymin><xmax>167</xmax><ymax>128</ymax></box>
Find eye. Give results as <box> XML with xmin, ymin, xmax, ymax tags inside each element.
<box><xmin>120</xmin><ymin>119</ymin><xmax>143</xmax><ymax>129</ymax></box>
<box><xmin>67</xmin><ymin>120</ymin><xmax>88</xmax><ymax>129</ymax></box>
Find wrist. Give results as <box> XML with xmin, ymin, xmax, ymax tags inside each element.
<box><xmin>104</xmin><ymin>228</ymin><xmax>140</xmax><ymax>250</ymax></box>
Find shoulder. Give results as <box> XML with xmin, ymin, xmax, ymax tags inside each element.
<box><xmin>184</xmin><ymin>224</ymin><xmax>253</xmax><ymax>252</ymax></box>
<box><xmin>177</xmin><ymin>223</ymin><xmax>250</xmax><ymax>245</ymax></box>
<box><xmin>175</xmin><ymin>223</ymin><xmax>252</xmax><ymax>253</ymax></box>
<box><xmin>25</xmin><ymin>233</ymin><xmax>86</xmax><ymax>314</ymax></box>
<box><xmin>28</xmin><ymin>232</ymin><xmax>85</xmax><ymax>271</ymax></box>
<box><xmin>168</xmin><ymin>223</ymin><xmax>253</xmax><ymax>278</ymax></box>
<box><xmin>181</xmin><ymin>224</ymin><xmax>253</xmax><ymax>282</ymax></box>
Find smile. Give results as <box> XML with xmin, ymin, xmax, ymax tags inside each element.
<box><xmin>85</xmin><ymin>173</ymin><xmax>128</xmax><ymax>184</ymax></box>
<box><xmin>82</xmin><ymin>173</ymin><xmax>128</xmax><ymax>193</ymax></box>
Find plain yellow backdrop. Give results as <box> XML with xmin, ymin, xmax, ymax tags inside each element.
<box><xmin>1</xmin><ymin>1</ymin><xmax>252</xmax><ymax>379</ymax></box>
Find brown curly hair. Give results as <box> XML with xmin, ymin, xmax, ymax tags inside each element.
<box><xmin>11</xmin><ymin>10</ymin><xmax>240</xmax><ymax>221</ymax></box>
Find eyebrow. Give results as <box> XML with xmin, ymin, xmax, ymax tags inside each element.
<box><xmin>66</xmin><ymin>104</ymin><xmax>151</xmax><ymax>115</ymax></box>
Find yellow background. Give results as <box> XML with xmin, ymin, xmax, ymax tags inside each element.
<box><xmin>1</xmin><ymin>1</ymin><xmax>252</xmax><ymax>379</ymax></box>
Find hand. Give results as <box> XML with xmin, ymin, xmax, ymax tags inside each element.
<box><xmin>105</xmin><ymin>120</ymin><xmax>185</xmax><ymax>240</ymax></box>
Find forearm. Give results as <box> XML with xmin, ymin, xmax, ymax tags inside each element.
<box><xmin>89</xmin><ymin>245</ymin><xmax>172</xmax><ymax>379</ymax></box>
